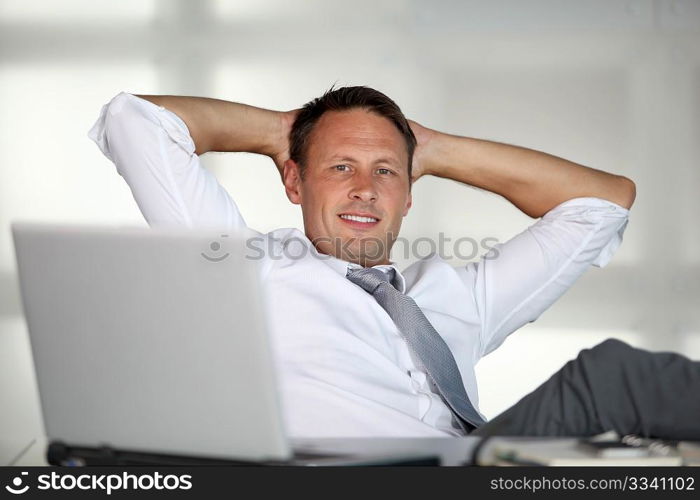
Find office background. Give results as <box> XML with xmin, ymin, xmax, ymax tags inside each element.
<box><xmin>1</xmin><ymin>0</ymin><xmax>699</xmax><ymax>443</ymax></box>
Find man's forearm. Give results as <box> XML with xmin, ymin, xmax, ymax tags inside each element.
<box><xmin>136</xmin><ymin>95</ymin><xmax>286</xmax><ymax>157</ymax></box>
<box><xmin>419</xmin><ymin>129</ymin><xmax>636</xmax><ymax>217</ymax></box>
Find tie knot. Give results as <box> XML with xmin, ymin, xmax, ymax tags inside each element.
<box><xmin>346</xmin><ymin>267</ymin><xmax>395</xmax><ymax>294</ymax></box>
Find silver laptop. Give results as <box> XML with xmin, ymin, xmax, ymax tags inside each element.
<box><xmin>11</xmin><ymin>222</ymin><xmax>441</xmax><ymax>466</ymax></box>
<box><xmin>12</xmin><ymin>222</ymin><xmax>293</xmax><ymax>463</ymax></box>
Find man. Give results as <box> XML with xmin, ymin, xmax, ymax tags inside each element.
<box><xmin>89</xmin><ymin>86</ymin><xmax>699</xmax><ymax>439</ymax></box>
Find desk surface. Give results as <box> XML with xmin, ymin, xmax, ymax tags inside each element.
<box><xmin>5</xmin><ymin>435</ymin><xmax>698</xmax><ymax>466</ymax></box>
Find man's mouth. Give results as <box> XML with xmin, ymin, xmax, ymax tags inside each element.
<box><xmin>338</xmin><ymin>213</ymin><xmax>381</xmax><ymax>228</ymax></box>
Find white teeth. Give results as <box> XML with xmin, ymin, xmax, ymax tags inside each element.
<box><xmin>340</xmin><ymin>214</ymin><xmax>378</xmax><ymax>223</ymax></box>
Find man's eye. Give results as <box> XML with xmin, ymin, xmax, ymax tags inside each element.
<box><xmin>334</xmin><ymin>164</ymin><xmax>349</xmax><ymax>171</ymax></box>
<box><xmin>377</xmin><ymin>168</ymin><xmax>392</xmax><ymax>175</ymax></box>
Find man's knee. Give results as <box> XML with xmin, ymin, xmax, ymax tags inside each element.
<box><xmin>578</xmin><ymin>338</ymin><xmax>634</xmax><ymax>367</ymax></box>
<box><xmin>593</xmin><ymin>338</ymin><xmax>631</xmax><ymax>353</ymax></box>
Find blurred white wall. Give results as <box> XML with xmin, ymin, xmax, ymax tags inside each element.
<box><xmin>1</xmin><ymin>0</ymin><xmax>699</xmax><ymax>444</ymax></box>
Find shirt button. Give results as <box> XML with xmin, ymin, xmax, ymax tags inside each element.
<box><xmin>408</xmin><ymin>369</ymin><xmax>427</xmax><ymax>385</ymax></box>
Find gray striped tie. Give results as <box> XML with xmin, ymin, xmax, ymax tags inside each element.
<box><xmin>346</xmin><ymin>266</ymin><xmax>485</xmax><ymax>432</ymax></box>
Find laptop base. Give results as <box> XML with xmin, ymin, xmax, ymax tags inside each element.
<box><xmin>47</xmin><ymin>441</ymin><xmax>440</xmax><ymax>467</ymax></box>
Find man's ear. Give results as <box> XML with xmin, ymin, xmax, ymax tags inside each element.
<box><xmin>403</xmin><ymin>191</ymin><xmax>412</xmax><ymax>217</ymax></box>
<box><xmin>283</xmin><ymin>159</ymin><xmax>303</xmax><ymax>205</ymax></box>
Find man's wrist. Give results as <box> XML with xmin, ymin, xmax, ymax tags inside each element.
<box><xmin>417</xmin><ymin>128</ymin><xmax>448</xmax><ymax>179</ymax></box>
<box><xmin>409</xmin><ymin>122</ymin><xmax>440</xmax><ymax>180</ymax></box>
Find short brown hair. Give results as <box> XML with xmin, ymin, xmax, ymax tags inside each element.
<box><xmin>289</xmin><ymin>85</ymin><xmax>416</xmax><ymax>184</ymax></box>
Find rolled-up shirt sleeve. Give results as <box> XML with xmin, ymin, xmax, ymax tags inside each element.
<box><xmin>88</xmin><ymin>92</ymin><xmax>247</xmax><ymax>230</ymax></box>
<box><xmin>457</xmin><ymin>197</ymin><xmax>630</xmax><ymax>358</ymax></box>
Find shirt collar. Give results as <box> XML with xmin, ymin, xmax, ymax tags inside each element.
<box><xmin>345</xmin><ymin>261</ymin><xmax>406</xmax><ymax>293</ymax></box>
<box><xmin>297</xmin><ymin>232</ymin><xmax>406</xmax><ymax>293</ymax></box>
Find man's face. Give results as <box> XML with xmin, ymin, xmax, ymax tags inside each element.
<box><xmin>283</xmin><ymin>108</ymin><xmax>412</xmax><ymax>267</ymax></box>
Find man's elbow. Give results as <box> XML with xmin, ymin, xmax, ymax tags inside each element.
<box><xmin>616</xmin><ymin>175</ymin><xmax>636</xmax><ymax>210</ymax></box>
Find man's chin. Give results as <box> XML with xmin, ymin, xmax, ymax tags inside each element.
<box><xmin>340</xmin><ymin>240</ymin><xmax>390</xmax><ymax>267</ymax></box>
<box><xmin>308</xmin><ymin>229</ymin><xmax>394</xmax><ymax>265</ymax></box>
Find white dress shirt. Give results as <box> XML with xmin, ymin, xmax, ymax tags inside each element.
<box><xmin>89</xmin><ymin>92</ymin><xmax>630</xmax><ymax>438</ymax></box>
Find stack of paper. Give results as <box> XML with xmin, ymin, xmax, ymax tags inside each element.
<box><xmin>476</xmin><ymin>437</ymin><xmax>684</xmax><ymax>466</ymax></box>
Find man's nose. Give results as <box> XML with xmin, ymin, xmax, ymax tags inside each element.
<box><xmin>349</xmin><ymin>174</ymin><xmax>378</xmax><ymax>202</ymax></box>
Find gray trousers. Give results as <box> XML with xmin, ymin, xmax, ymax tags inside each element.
<box><xmin>470</xmin><ymin>338</ymin><xmax>700</xmax><ymax>440</ymax></box>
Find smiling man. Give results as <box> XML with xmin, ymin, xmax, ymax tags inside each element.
<box><xmin>89</xmin><ymin>86</ymin><xmax>700</xmax><ymax>440</ymax></box>
<box><xmin>285</xmin><ymin>105</ymin><xmax>414</xmax><ymax>267</ymax></box>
